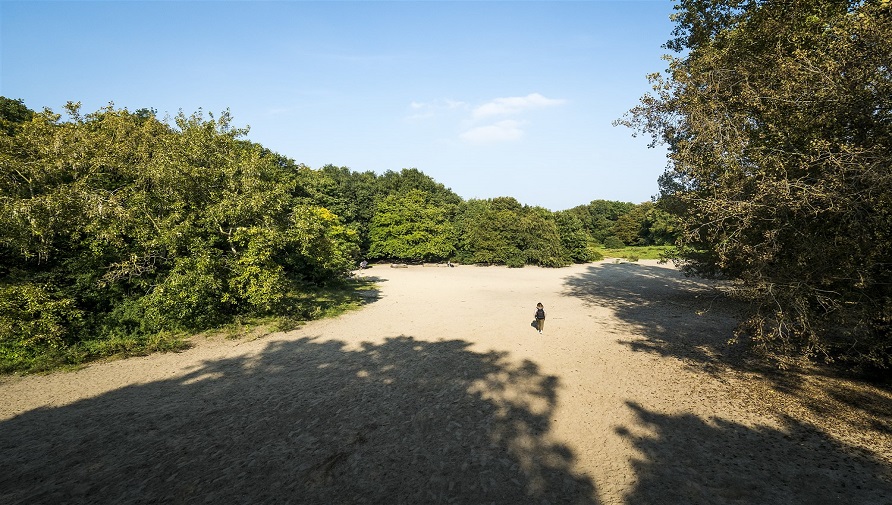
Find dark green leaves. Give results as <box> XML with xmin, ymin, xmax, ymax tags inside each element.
<box><xmin>622</xmin><ymin>0</ymin><xmax>892</xmax><ymax>372</ymax></box>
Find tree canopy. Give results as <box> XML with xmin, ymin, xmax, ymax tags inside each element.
<box><xmin>619</xmin><ymin>0</ymin><xmax>892</xmax><ymax>373</ymax></box>
<box><xmin>0</xmin><ymin>102</ymin><xmax>359</xmax><ymax>371</ymax></box>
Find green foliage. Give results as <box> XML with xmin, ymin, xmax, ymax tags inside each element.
<box><xmin>621</xmin><ymin>0</ymin><xmax>892</xmax><ymax>372</ymax></box>
<box><xmin>368</xmin><ymin>189</ymin><xmax>456</xmax><ymax>261</ymax></box>
<box><xmin>554</xmin><ymin>211</ymin><xmax>594</xmax><ymax>262</ymax></box>
<box><xmin>596</xmin><ymin>245</ymin><xmax>671</xmax><ymax>261</ymax></box>
<box><xmin>375</xmin><ymin>168</ymin><xmax>462</xmax><ymax>207</ymax></box>
<box><xmin>0</xmin><ymin>102</ymin><xmax>359</xmax><ymax>373</ymax></box>
<box><xmin>0</xmin><ymin>283</ymin><xmax>81</xmax><ymax>369</ymax></box>
<box><xmin>603</xmin><ymin>236</ymin><xmax>625</xmax><ymax>249</ymax></box>
<box><xmin>317</xmin><ymin>165</ymin><xmax>378</xmax><ymax>253</ymax></box>
<box><xmin>0</xmin><ymin>97</ymin><xmax>34</xmax><ymax>136</ymax></box>
<box><xmin>565</xmin><ymin>199</ymin><xmax>677</xmax><ymax>248</ymax></box>
<box><xmin>569</xmin><ymin>200</ymin><xmax>636</xmax><ymax>244</ymax></box>
<box><xmin>586</xmin><ymin>247</ymin><xmax>605</xmax><ymax>262</ymax></box>
<box><xmin>454</xmin><ymin>197</ymin><xmax>571</xmax><ymax>267</ymax></box>
<box><xmin>523</xmin><ymin>206</ymin><xmax>572</xmax><ymax>267</ymax></box>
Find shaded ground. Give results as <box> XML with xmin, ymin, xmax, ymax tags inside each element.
<box><xmin>1</xmin><ymin>337</ymin><xmax>594</xmax><ymax>504</ymax></box>
<box><xmin>564</xmin><ymin>261</ymin><xmax>892</xmax><ymax>480</ymax></box>
<box><xmin>1</xmin><ymin>260</ymin><xmax>890</xmax><ymax>504</ymax></box>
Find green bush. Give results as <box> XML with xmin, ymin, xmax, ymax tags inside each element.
<box><xmin>586</xmin><ymin>247</ymin><xmax>604</xmax><ymax>262</ymax></box>
<box><xmin>0</xmin><ymin>283</ymin><xmax>82</xmax><ymax>373</ymax></box>
<box><xmin>603</xmin><ymin>236</ymin><xmax>625</xmax><ymax>249</ymax></box>
<box><xmin>505</xmin><ymin>253</ymin><xmax>526</xmax><ymax>268</ymax></box>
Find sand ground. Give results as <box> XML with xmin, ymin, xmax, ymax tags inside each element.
<box><xmin>1</xmin><ymin>260</ymin><xmax>890</xmax><ymax>504</ymax></box>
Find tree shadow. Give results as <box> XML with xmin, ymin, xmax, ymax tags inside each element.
<box><xmin>349</xmin><ymin>275</ymin><xmax>385</xmax><ymax>305</ymax></box>
<box><xmin>563</xmin><ymin>262</ymin><xmax>747</xmax><ymax>373</ymax></box>
<box><xmin>617</xmin><ymin>401</ymin><xmax>892</xmax><ymax>504</ymax></box>
<box><xmin>563</xmin><ymin>262</ymin><xmax>892</xmax><ymax>478</ymax></box>
<box><xmin>0</xmin><ymin>336</ymin><xmax>597</xmax><ymax>504</ymax></box>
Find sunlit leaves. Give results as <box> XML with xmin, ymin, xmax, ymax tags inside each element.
<box><xmin>369</xmin><ymin>189</ymin><xmax>456</xmax><ymax>262</ymax></box>
<box><xmin>0</xmin><ymin>102</ymin><xmax>360</xmax><ymax>371</ymax></box>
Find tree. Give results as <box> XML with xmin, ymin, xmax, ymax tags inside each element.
<box><xmin>570</xmin><ymin>200</ymin><xmax>636</xmax><ymax>244</ymax></box>
<box><xmin>619</xmin><ymin>0</ymin><xmax>892</xmax><ymax>372</ymax></box>
<box><xmin>317</xmin><ymin>165</ymin><xmax>378</xmax><ymax>255</ymax></box>
<box><xmin>375</xmin><ymin>168</ymin><xmax>462</xmax><ymax>207</ymax></box>
<box><xmin>640</xmin><ymin>201</ymin><xmax>678</xmax><ymax>246</ymax></box>
<box><xmin>454</xmin><ymin>199</ymin><xmax>522</xmax><ymax>265</ymax></box>
<box><xmin>611</xmin><ymin>205</ymin><xmax>647</xmax><ymax>246</ymax></box>
<box><xmin>0</xmin><ymin>97</ymin><xmax>34</xmax><ymax>135</ymax></box>
<box><xmin>368</xmin><ymin>189</ymin><xmax>456</xmax><ymax>262</ymax></box>
<box><xmin>0</xmin><ymin>102</ymin><xmax>359</xmax><ymax>371</ymax></box>
<box><xmin>455</xmin><ymin>198</ymin><xmax>571</xmax><ymax>267</ymax></box>
<box><xmin>554</xmin><ymin>210</ymin><xmax>598</xmax><ymax>262</ymax></box>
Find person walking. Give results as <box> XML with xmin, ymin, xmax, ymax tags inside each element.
<box><xmin>534</xmin><ymin>302</ymin><xmax>546</xmax><ymax>334</ymax></box>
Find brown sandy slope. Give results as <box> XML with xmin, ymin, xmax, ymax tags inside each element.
<box><xmin>1</xmin><ymin>260</ymin><xmax>890</xmax><ymax>504</ymax></box>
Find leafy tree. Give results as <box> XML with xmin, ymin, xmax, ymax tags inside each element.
<box><xmin>455</xmin><ymin>198</ymin><xmax>571</xmax><ymax>267</ymax></box>
<box><xmin>317</xmin><ymin>165</ymin><xmax>378</xmax><ymax>255</ymax></box>
<box><xmin>0</xmin><ymin>97</ymin><xmax>34</xmax><ymax>135</ymax></box>
<box><xmin>620</xmin><ymin>0</ymin><xmax>892</xmax><ymax>372</ymax></box>
<box><xmin>0</xmin><ymin>102</ymin><xmax>358</xmax><ymax>372</ymax></box>
<box><xmin>570</xmin><ymin>200</ymin><xmax>637</xmax><ymax>244</ymax></box>
<box><xmin>521</xmin><ymin>206</ymin><xmax>572</xmax><ymax>267</ymax></box>
<box><xmin>455</xmin><ymin>198</ymin><xmax>526</xmax><ymax>266</ymax></box>
<box><xmin>611</xmin><ymin>201</ymin><xmax>678</xmax><ymax>246</ymax></box>
<box><xmin>640</xmin><ymin>201</ymin><xmax>678</xmax><ymax>246</ymax></box>
<box><xmin>602</xmin><ymin>236</ymin><xmax>625</xmax><ymax>249</ymax></box>
<box><xmin>554</xmin><ymin>210</ymin><xmax>598</xmax><ymax>262</ymax></box>
<box><xmin>375</xmin><ymin>168</ymin><xmax>462</xmax><ymax>206</ymax></box>
<box><xmin>611</xmin><ymin>205</ymin><xmax>647</xmax><ymax>246</ymax></box>
<box><xmin>368</xmin><ymin>189</ymin><xmax>456</xmax><ymax>262</ymax></box>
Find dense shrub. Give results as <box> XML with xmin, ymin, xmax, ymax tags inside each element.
<box><xmin>0</xmin><ymin>102</ymin><xmax>359</xmax><ymax>372</ymax></box>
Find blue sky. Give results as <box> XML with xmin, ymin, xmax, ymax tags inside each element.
<box><xmin>1</xmin><ymin>0</ymin><xmax>676</xmax><ymax>211</ymax></box>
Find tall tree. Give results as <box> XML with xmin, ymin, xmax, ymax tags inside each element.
<box><xmin>317</xmin><ymin>165</ymin><xmax>378</xmax><ymax>255</ymax></box>
<box><xmin>0</xmin><ymin>97</ymin><xmax>34</xmax><ymax>135</ymax></box>
<box><xmin>571</xmin><ymin>200</ymin><xmax>637</xmax><ymax>244</ymax></box>
<box><xmin>367</xmin><ymin>189</ymin><xmax>456</xmax><ymax>262</ymax></box>
<box><xmin>0</xmin><ymin>102</ymin><xmax>359</xmax><ymax>371</ymax></box>
<box><xmin>620</xmin><ymin>0</ymin><xmax>892</xmax><ymax>371</ymax></box>
<box><xmin>555</xmin><ymin>210</ymin><xmax>598</xmax><ymax>262</ymax></box>
<box><xmin>375</xmin><ymin>168</ymin><xmax>462</xmax><ymax>206</ymax></box>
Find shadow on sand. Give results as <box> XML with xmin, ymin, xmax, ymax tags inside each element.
<box><xmin>563</xmin><ymin>262</ymin><xmax>746</xmax><ymax>373</ymax></box>
<box><xmin>564</xmin><ymin>262</ymin><xmax>892</xmax><ymax>504</ymax></box>
<box><xmin>617</xmin><ymin>401</ymin><xmax>892</xmax><ymax>504</ymax></box>
<box><xmin>0</xmin><ymin>336</ymin><xmax>597</xmax><ymax>504</ymax></box>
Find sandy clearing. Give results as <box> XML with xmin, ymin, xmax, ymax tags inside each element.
<box><xmin>1</xmin><ymin>260</ymin><xmax>890</xmax><ymax>504</ymax></box>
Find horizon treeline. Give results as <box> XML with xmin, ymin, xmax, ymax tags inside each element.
<box><xmin>0</xmin><ymin>98</ymin><xmax>672</xmax><ymax>372</ymax></box>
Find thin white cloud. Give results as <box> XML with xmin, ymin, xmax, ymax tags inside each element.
<box><xmin>460</xmin><ymin>120</ymin><xmax>526</xmax><ymax>144</ymax></box>
<box><xmin>472</xmin><ymin>93</ymin><xmax>566</xmax><ymax>119</ymax></box>
<box><xmin>407</xmin><ymin>99</ymin><xmax>468</xmax><ymax>120</ymax></box>
<box><xmin>407</xmin><ymin>92</ymin><xmax>564</xmax><ymax>144</ymax></box>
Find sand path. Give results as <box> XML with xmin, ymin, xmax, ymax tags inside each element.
<box><xmin>2</xmin><ymin>260</ymin><xmax>890</xmax><ymax>504</ymax></box>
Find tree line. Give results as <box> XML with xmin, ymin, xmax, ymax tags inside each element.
<box><xmin>0</xmin><ymin>98</ymin><xmax>668</xmax><ymax>372</ymax></box>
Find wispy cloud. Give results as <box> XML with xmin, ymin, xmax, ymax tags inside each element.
<box><xmin>472</xmin><ymin>93</ymin><xmax>566</xmax><ymax>119</ymax></box>
<box><xmin>409</xmin><ymin>92</ymin><xmax>565</xmax><ymax>145</ymax></box>
<box><xmin>407</xmin><ymin>99</ymin><xmax>468</xmax><ymax>120</ymax></box>
<box><xmin>459</xmin><ymin>120</ymin><xmax>526</xmax><ymax>144</ymax></box>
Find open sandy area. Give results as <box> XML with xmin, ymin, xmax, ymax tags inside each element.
<box><xmin>1</xmin><ymin>260</ymin><xmax>890</xmax><ymax>504</ymax></box>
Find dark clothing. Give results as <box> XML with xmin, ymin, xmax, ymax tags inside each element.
<box><xmin>535</xmin><ymin>307</ymin><xmax>546</xmax><ymax>332</ymax></box>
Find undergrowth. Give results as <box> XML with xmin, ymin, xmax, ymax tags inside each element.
<box><xmin>1</xmin><ymin>278</ymin><xmax>379</xmax><ymax>376</ymax></box>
